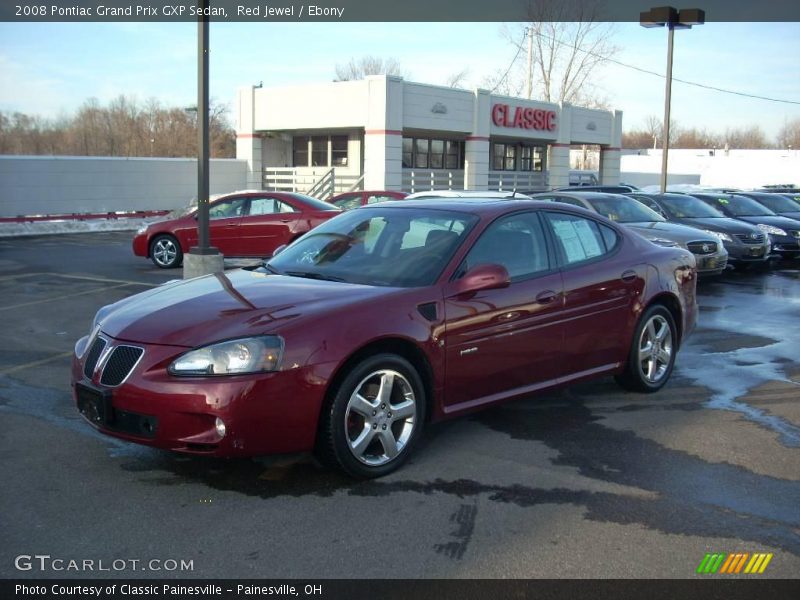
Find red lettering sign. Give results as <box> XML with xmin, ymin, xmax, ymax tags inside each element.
<box><xmin>491</xmin><ymin>103</ymin><xmax>557</xmax><ymax>132</ymax></box>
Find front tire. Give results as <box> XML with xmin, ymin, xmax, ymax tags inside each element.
<box><xmin>150</xmin><ymin>234</ymin><xmax>183</xmax><ymax>269</ymax></box>
<box><xmin>317</xmin><ymin>354</ymin><xmax>426</xmax><ymax>478</ymax></box>
<box><xmin>615</xmin><ymin>305</ymin><xmax>677</xmax><ymax>393</ymax></box>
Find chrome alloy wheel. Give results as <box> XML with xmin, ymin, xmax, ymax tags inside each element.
<box><xmin>344</xmin><ymin>369</ymin><xmax>417</xmax><ymax>466</ymax></box>
<box><xmin>152</xmin><ymin>238</ymin><xmax>178</xmax><ymax>267</ymax></box>
<box><xmin>637</xmin><ymin>314</ymin><xmax>673</xmax><ymax>384</ymax></box>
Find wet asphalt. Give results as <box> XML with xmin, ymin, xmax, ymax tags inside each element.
<box><xmin>0</xmin><ymin>232</ymin><xmax>798</xmax><ymax>579</ymax></box>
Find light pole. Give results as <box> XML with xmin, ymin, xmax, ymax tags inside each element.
<box><xmin>640</xmin><ymin>6</ymin><xmax>704</xmax><ymax>194</ymax></box>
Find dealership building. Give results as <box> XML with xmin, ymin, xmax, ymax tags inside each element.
<box><xmin>235</xmin><ymin>75</ymin><xmax>622</xmax><ymax>194</ymax></box>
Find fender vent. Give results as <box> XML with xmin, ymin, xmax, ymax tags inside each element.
<box><xmin>417</xmin><ymin>302</ymin><xmax>438</xmax><ymax>322</ymax></box>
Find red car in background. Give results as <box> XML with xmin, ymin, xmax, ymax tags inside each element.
<box><xmin>328</xmin><ymin>190</ymin><xmax>408</xmax><ymax>210</ymax></box>
<box><xmin>133</xmin><ymin>191</ymin><xmax>341</xmax><ymax>268</ymax></box>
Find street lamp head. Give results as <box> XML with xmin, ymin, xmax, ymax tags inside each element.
<box><xmin>640</xmin><ymin>6</ymin><xmax>678</xmax><ymax>27</ymax></box>
<box><xmin>678</xmin><ymin>8</ymin><xmax>705</xmax><ymax>25</ymax></box>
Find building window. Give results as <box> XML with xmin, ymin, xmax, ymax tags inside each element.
<box><xmin>311</xmin><ymin>136</ymin><xmax>327</xmax><ymax>166</ymax></box>
<box><xmin>414</xmin><ymin>139</ymin><xmax>429</xmax><ymax>168</ymax></box>
<box><xmin>402</xmin><ymin>136</ymin><xmax>465</xmax><ymax>170</ymax></box>
<box><xmin>493</xmin><ymin>143</ymin><xmax>544</xmax><ymax>171</ymax></box>
<box><xmin>520</xmin><ymin>145</ymin><xmax>544</xmax><ymax>171</ymax></box>
<box><xmin>493</xmin><ymin>143</ymin><xmax>516</xmax><ymax>171</ymax></box>
<box><xmin>293</xmin><ymin>136</ymin><xmax>309</xmax><ymax>167</ymax></box>
<box><xmin>292</xmin><ymin>134</ymin><xmax>350</xmax><ymax>167</ymax></box>
<box><xmin>331</xmin><ymin>135</ymin><xmax>348</xmax><ymax>166</ymax></box>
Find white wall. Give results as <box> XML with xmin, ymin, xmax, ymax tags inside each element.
<box><xmin>620</xmin><ymin>149</ymin><xmax>800</xmax><ymax>189</ymax></box>
<box><xmin>0</xmin><ymin>156</ymin><xmax>247</xmax><ymax>217</ymax></box>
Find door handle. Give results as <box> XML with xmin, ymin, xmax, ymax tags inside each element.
<box><xmin>280</xmin><ymin>218</ymin><xmax>291</xmax><ymax>223</ymax></box>
<box><xmin>535</xmin><ymin>290</ymin><xmax>558</xmax><ymax>304</ymax></box>
<box><xmin>621</xmin><ymin>270</ymin><xmax>638</xmax><ymax>282</ymax></box>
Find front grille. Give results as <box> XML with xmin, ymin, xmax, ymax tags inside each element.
<box><xmin>735</xmin><ymin>233</ymin><xmax>765</xmax><ymax>244</ymax></box>
<box><xmin>100</xmin><ymin>345</ymin><xmax>144</xmax><ymax>386</ymax></box>
<box><xmin>687</xmin><ymin>241</ymin><xmax>718</xmax><ymax>255</ymax></box>
<box><xmin>83</xmin><ymin>336</ymin><xmax>107</xmax><ymax>379</ymax></box>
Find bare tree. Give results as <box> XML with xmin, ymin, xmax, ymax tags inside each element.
<box><xmin>496</xmin><ymin>0</ymin><xmax>618</xmax><ymax>106</ymax></box>
<box><xmin>333</xmin><ymin>56</ymin><xmax>407</xmax><ymax>81</ymax></box>
<box><xmin>777</xmin><ymin>118</ymin><xmax>800</xmax><ymax>149</ymax></box>
<box><xmin>723</xmin><ymin>125</ymin><xmax>771</xmax><ymax>149</ymax></box>
<box><xmin>444</xmin><ymin>68</ymin><xmax>470</xmax><ymax>89</ymax></box>
<box><xmin>0</xmin><ymin>95</ymin><xmax>235</xmax><ymax>158</ymax></box>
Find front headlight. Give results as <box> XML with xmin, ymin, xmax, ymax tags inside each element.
<box><xmin>756</xmin><ymin>224</ymin><xmax>787</xmax><ymax>237</ymax></box>
<box><xmin>701</xmin><ymin>229</ymin><xmax>732</xmax><ymax>243</ymax></box>
<box><xmin>648</xmin><ymin>237</ymin><xmax>680</xmax><ymax>248</ymax></box>
<box><xmin>169</xmin><ymin>336</ymin><xmax>284</xmax><ymax>376</ymax></box>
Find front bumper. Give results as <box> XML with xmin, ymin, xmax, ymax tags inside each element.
<box><xmin>132</xmin><ymin>233</ymin><xmax>148</xmax><ymax>258</ymax></box>
<box><xmin>693</xmin><ymin>250</ymin><xmax>728</xmax><ymax>276</ymax></box>
<box><xmin>723</xmin><ymin>240</ymin><xmax>771</xmax><ymax>263</ymax></box>
<box><xmin>71</xmin><ymin>334</ymin><xmax>330</xmax><ymax>457</ymax></box>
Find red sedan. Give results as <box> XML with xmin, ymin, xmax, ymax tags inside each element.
<box><xmin>132</xmin><ymin>191</ymin><xmax>341</xmax><ymax>268</ymax></box>
<box><xmin>75</xmin><ymin>199</ymin><xmax>697</xmax><ymax>478</ymax></box>
<box><xmin>328</xmin><ymin>190</ymin><xmax>408</xmax><ymax>210</ymax></box>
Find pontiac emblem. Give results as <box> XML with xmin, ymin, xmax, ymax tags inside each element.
<box><xmin>751</xmin><ymin>233</ymin><xmax>758</xmax><ymax>239</ymax></box>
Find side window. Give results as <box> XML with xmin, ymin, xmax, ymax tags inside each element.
<box><xmin>333</xmin><ymin>194</ymin><xmax>363</xmax><ymax>210</ymax></box>
<box><xmin>209</xmin><ymin>198</ymin><xmax>247</xmax><ymax>220</ymax></box>
<box><xmin>461</xmin><ymin>212</ymin><xmax>550</xmax><ymax>279</ymax></box>
<box><xmin>636</xmin><ymin>196</ymin><xmax>665</xmax><ymax>216</ymax></box>
<box><xmin>545</xmin><ymin>213</ymin><xmax>613</xmax><ymax>266</ymax></box>
<box><xmin>277</xmin><ymin>200</ymin><xmax>298</xmax><ymax>213</ymax></box>
<box><xmin>248</xmin><ymin>197</ymin><xmax>278</xmax><ymax>216</ymax></box>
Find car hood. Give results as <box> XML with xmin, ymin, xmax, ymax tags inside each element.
<box><xmin>735</xmin><ymin>215</ymin><xmax>800</xmax><ymax>231</ymax></box>
<box><xmin>98</xmin><ymin>269</ymin><xmax>393</xmax><ymax>347</ymax></box>
<box><xmin>625</xmin><ymin>221</ymin><xmax>718</xmax><ymax>244</ymax></box>
<box><xmin>672</xmin><ymin>217</ymin><xmax>761</xmax><ymax>235</ymax></box>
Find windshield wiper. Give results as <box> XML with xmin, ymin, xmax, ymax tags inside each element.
<box><xmin>261</xmin><ymin>262</ymin><xmax>281</xmax><ymax>274</ymax></box>
<box><xmin>283</xmin><ymin>270</ymin><xmax>347</xmax><ymax>282</ymax></box>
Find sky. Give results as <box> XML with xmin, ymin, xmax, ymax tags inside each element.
<box><xmin>0</xmin><ymin>21</ymin><xmax>798</xmax><ymax>140</ymax></box>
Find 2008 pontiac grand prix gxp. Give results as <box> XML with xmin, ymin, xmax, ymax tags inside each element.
<box><xmin>72</xmin><ymin>199</ymin><xmax>697</xmax><ymax>478</ymax></box>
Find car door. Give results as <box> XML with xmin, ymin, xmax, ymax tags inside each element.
<box><xmin>442</xmin><ymin>210</ymin><xmax>566</xmax><ymax>411</ymax></box>
<box><xmin>237</xmin><ymin>196</ymin><xmax>300</xmax><ymax>257</ymax></box>
<box><xmin>182</xmin><ymin>196</ymin><xmax>247</xmax><ymax>256</ymax></box>
<box><xmin>542</xmin><ymin>210</ymin><xmax>646</xmax><ymax>380</ymax></box>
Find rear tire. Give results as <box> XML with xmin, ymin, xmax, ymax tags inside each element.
<box><xmin>316</xmin><ymin>353</ymin><xmax>426</xmax><ymax>479</ymax></box>
<box><xmin>615</xmin><ymin>305</ymin><xmax>677</xmax><ymax>393</ymax></box>
<box><xmin>150</xmin><ymin>234</ymin><xmax>183</xmax><ymax>269</ymax></box>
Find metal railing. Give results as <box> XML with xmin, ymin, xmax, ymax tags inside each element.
<box><xmin>402</xmin><ymin>170</ymin><xmax>465</xmax><ymax>194</ymax></box>
<box><xmin>488</xmin><ymin>171</ymin><xmax>548</xmax><ymax>192</ymax></box>
<box><xmin>263</xmin><ymin>167</ymin><xmax>364</xmax><ymax>198</ymax></box>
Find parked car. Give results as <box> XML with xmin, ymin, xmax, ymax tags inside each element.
<box><xmin>328</xmin><ymin>190</ymin><xmax>408</xmax><ymax>210</ymax></box>
<box><xmin>74</xmin><ymin>199</ymin><xmax>697</xmax><ymax>478</ymax></box>
<box><xmin>404</xmin><ymin>190</ymin><xmax>533</xmax><ymax>200</ymax></box>
<box><xmin>133</xmin><ymin>191</ymin><xmax>341</xmax><ymax>268</ymax></box>
<box><xmin>730</xmin><ymin>191</ymin><xmax>800</xmax><ymax>221</ymax></box>
<box><xmin>686</xmin><ymin>193</ymin><xmax>800</xmax><ymax>259</ymax></box>
<box><xmin>531</xmin><ymin>191</ymin><xmax>728</xmax><ymax>276</ymax></box>
<box><xmin>554</xmin><ymin>184</ymin><xmax>640</xmax><ymax>193</ymax></box>
<box><xmin>627</xmin><ymin>192</ymin><xmax>771</xmax><ymax>267</ymax></box>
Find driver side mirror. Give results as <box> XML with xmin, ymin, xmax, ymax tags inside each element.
<box><xmin>453</xmin><ymin>264</ymin><xmax>510</xmax><ymax>296</ymax></box>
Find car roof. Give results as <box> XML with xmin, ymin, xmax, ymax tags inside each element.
<box><xmin>374</xmin><ymin>197</ymin><xmax>568</xmax><ymax>216</ymax></box>
<box><xmin>536</xmin><ymin>191</ymin><xmax>631</xmax><ymax>201</ymax></box>
<box><xmin>404</xmin><ymin>190</ymin><xmax>533</xmax><ymax>199</ymax></box>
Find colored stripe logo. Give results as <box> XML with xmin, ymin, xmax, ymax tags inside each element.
<box><xmin>696</xmin><ymin>552</ymin><xmax>773</xmax><ymax>574</ymax></box>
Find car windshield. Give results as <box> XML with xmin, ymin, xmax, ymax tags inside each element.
<box><xmin>587</xmin><ymin>197</ymin><xmax>666</xmax><ymax>223</ymax></box>
<box><xmin>653</xmin><ymin>194</ymin><xmax>726</xmax><ymax>218</ymax></box>
<box><xmin>749</xmin><ymin>194</ymin><xmax>800</xmax><ymax>213</ymax></box>
<box><xmin>266</xmin><ymin>207</ymin><xmax>478</xmax><ymax>287</ymax></box>
<box><xmin>288</xmin><ymin>193</ymin><xmax>342</xmax><ymax>211</ymax></box>
<box><xmin>710</xmin><ymin>195</ymin><xmax>775</xmax><ymax>217</ymax></box>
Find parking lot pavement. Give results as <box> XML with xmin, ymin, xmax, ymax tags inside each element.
<box><xmin>0</xmin><ymin>232</ymin><xmax>798</xmax><ymax>579</ymax></box>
